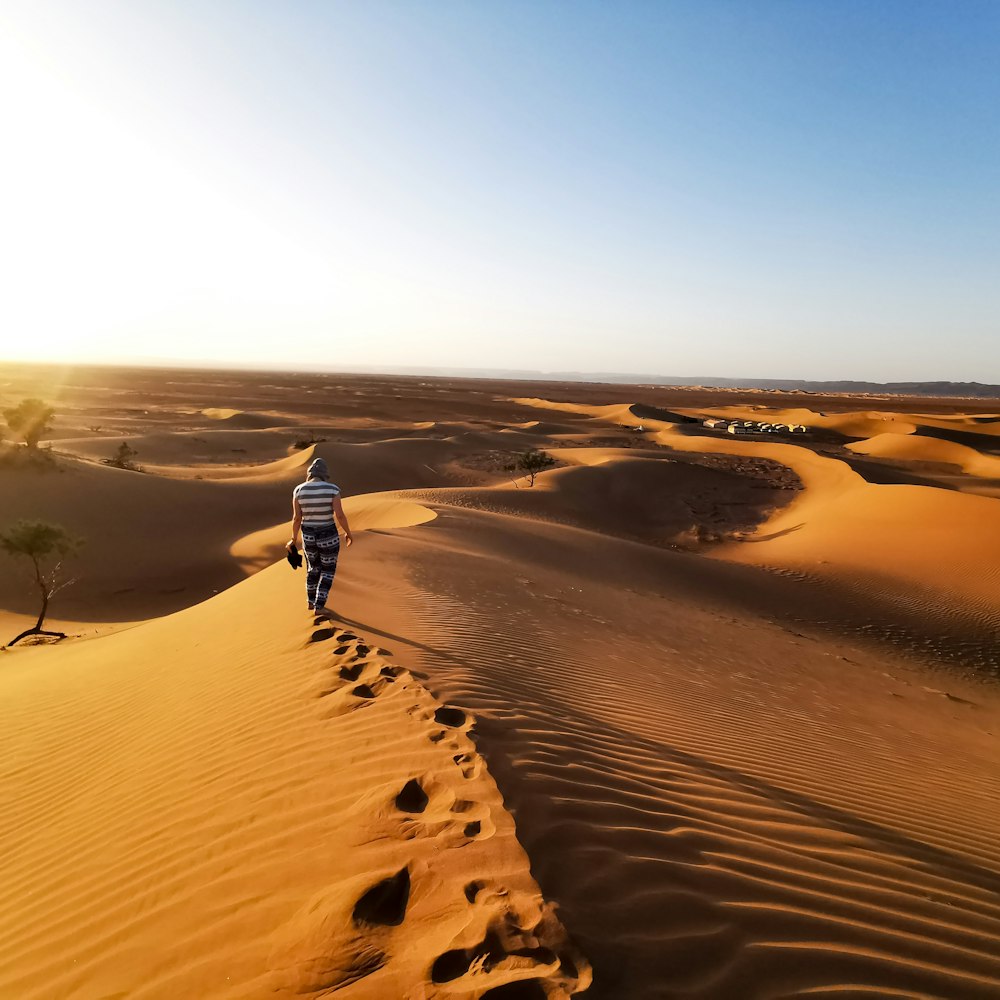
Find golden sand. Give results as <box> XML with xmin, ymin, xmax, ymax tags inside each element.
<box><xmin>1</xmin><ymin>365</ymin><xmax>998</xmax><ymax>998</ymax></box>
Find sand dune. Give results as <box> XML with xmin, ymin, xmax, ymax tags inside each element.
<box><xmin>309</xmin><ymin>506</ymin><xmax>1000</xmax><ymax>1000</ymax></box>
<box><xmin>0</xmin><ymin>560</ymin><xmax>589</xmax><ymax>999</ymax></box>
<box><xmin>52</xmin><ymin>428</ymin><xmax>310</xmax><ymax>471</ymax></box>
<box><xmin>674</xmin><ymin>403</ymin><xmax>1000</xmax><ymax>451</ymax></box>
<box><xmin>726</xmin><ymin>479</ymin><xmax>1000</xmax><ymax>623</ymax></box>
<box><xmin>198</xmin><ymin>408</ymin><xmax>298</xmax><ymax>429</ymax></box>
<box><xmin>909</xmin><ymin>413</ymin><xmax>1000</xmax><ymax>438</ymax></box>
<box><xmin>670</xmin><ymin>405</ymin><xmax>920</xmax><ymax>439</ymax></box>
<box><xmin>231</xmin><ymin>495</ymin><xmax>439</xmax><ymax>573</ymax></box>
<box><xmin>0</xmin><ymin>452</ymin><xmax>290</xmax><ymax>622</ymax></box>
<box><xmin>3</xmin><ymin>365</ymin><xmax>1000</xmax><ymax>999</ymax></box>
<box><xmin>202</xmin><ymin>406</ymin><xmax>243</xmax><ymax>420</ymax></box>
<box><xmin>512</xmin><ymin>396</ymin><xmax>1000</xmax><ymax>635</ymax></box>
<box><xmin>848</xmin><ymin>432</ymin><xmax>1000</xmax><ymax>477</ymax></box>
<box><xmin>424</xmin><ymin>451</ymin><xmax>792</xmax><ymax>549</ymax></box>
<box><xmin>0</xmin><ymin>431</ymin><xmax>506</xmax><ymax>625</ymax></box>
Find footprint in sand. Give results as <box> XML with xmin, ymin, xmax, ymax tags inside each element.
<box><xmin>271</xmin><ymin>867</ymin><xmax>586</xmax><ymax>998</ymax></box>
<box><xmin>351</xmin><ymin>675</ymin><xmax>397</xmax><ymax>700</ymax></box>
<box><xmin>339</xmin><ymin>663</ymin><xmax>365</xmax><ymax>682</ymax></box>
<box><xmin>317</xmin><ymin>672</ymin><xmax>399</xmax><ymax>717</ymax></box>
<box><xmin>311</xmin><ymin>633</ymin><xmax>418</xmax><ymax>711</ymax></box>
<box><xmin>429</xmin><ymin>884</ymin><xmax>586</xmax><ymax>997</ymax></box>
<box><xmin>453</xmin><ymin>752</ymin><xmax>482</xmax><ymax>781</ymax></box>
<box><xmin>395</xmin><ymin>779</ymin><xmax>429</xmax><ymax>814</ymax></box>
<box><xmin>392</xmin><ymin>777</ymin><xmax>494</xmax><ymax>844</ymax></box>
<box><xmin>434</xmin><ymin>706</ymin><xmax>469</xmax><ymax>729</ymax></box>
<box><xmin>314</xmin><ymin>646</ymin><xmax>404</xmax><ymax>699</ymax></box>
<box><xmin>352</xmin><ymin>868</ymin><xmax>410</xmax><ymax>927</ymax></box>
<box><xmin>267</xmin><ymin>867</ymin><xmax>413</xmax><ymax>993</ymax></box>
<box><xmin>297</xmin><ymin>626</ymin><xmax>587</xmax><ymax>997</ymax></box>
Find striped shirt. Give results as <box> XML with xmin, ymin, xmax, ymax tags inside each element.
<box><xmin>294</xmin><ymin>480</ymin><xmax>341</xmax><ymax>525</ymax></box>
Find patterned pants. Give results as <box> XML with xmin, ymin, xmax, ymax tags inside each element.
<box><xmin>302</xmin><ymin>523</ymin><xmax>340</xmax><ymax>609</ymax></box>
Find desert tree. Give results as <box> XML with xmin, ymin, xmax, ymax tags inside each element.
<box><xmin>4</xmin><ymin>398</ymin><xmax>55</xmax><ymax>449</ymax></box>
<box><xmin>103</xmin><ymin>441</ymin><xmax>142</xmax><ymax>471</ymax></box>
<box><xmin>503</xmin><ymin>449</ymin><xmax>557</xmax><ymax>487</ymax></box>
<box><xmin>1</xmin><ymin>520</ymin><xmax>82</xmax><ymax>646</ymax></box>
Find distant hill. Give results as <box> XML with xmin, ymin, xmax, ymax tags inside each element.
<box><xmin>10</xmin><ymin>359</ymin><xmax>995</xmax><ymax>399</ymax></box>
<box><xmin>331</xmin><ymin>365</ymin><xmax>1000</xmax><ymax>399</ymax></box>
<box><xmin>586</xmin><ymin>375</ymin><xmax>1000</xmax><ymax>399</ymax></box>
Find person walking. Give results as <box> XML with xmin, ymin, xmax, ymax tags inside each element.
<box><xmin>287</xmin><ymin>457</ymin><xmax>353</xmax><ymax>612</ymax></box>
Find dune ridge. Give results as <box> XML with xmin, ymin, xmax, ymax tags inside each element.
<box><xmin>0</xmin><ymin>561</ymin><xmax>590</xmax><ymax>999</ymax></box>
<box><xmin>847</xmin><ymin>432</ymin><xmax>1000</xmax><ymax>477</ymax></box>
<box><xmin>325</xmin><ymin>507</ymin><xmax>1000</xmax><ymax>999</ymax></box>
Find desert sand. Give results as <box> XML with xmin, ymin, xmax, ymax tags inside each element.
<box><xmin>2</xmin><ymin>363</ymin><xmax>999</xmax><ymax>999</ymax></box>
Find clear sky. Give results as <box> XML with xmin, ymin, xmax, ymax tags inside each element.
<box><xmin>1</xmin><ymin>0</ymin><xmax>997</xmax><ymax>381</ymax></box>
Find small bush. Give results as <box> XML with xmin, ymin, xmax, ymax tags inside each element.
<box><xmin>103</xmin><ymin>441</ymin><xmax>143</xmax><ymax>472</ymax></box>
<box><xmin>292</xmin><ymin>431</ymin><xmax>327</xmax><ymax>450</ymax></box>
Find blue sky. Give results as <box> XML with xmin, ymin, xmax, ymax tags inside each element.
<box><xmin>1</xmin><ymin>0</ymin><xmax>997</xmax><ymax>380</ymax></box>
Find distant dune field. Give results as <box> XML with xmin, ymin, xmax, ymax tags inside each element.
<box><xmin>1</xmin><ymin>363</ymin><xmax>999</xmax><ymax>999</ymax></box>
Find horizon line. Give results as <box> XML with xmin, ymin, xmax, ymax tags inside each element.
<box><xmin>2</xmin><ymin>357</ymin><xmax>999</xmax><ymax>400</ymax></box>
